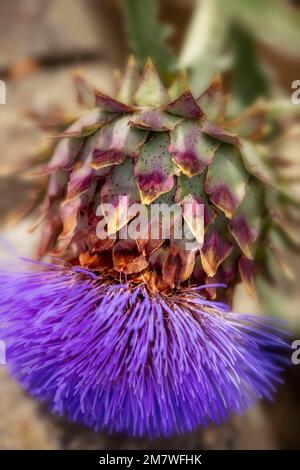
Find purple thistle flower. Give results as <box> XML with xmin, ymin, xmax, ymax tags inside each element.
<box><xmin>0</xmin><ymin>261</ymin><xmax>289</xmax><ymax>438</ymax></box>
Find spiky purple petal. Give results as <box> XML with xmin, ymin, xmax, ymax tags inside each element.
<box><xmin>0</xmin><ymin>261</ymin><xmax>289</xmax><ymax>438</ymax></box>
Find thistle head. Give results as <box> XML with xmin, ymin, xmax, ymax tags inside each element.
<box><xmin>1</xmin><ymin>57</ymin><xmax>295</xmax><ymax>438</ymax></box>
<box><xmin>0</xmin><ymin>261</ymin><xmax>289</xmax><ymax>437</ymax></box>
<box><xmin>27</xmin><ymin>57</ymin><xmax>300</xmax><ymax>300</ymax></box>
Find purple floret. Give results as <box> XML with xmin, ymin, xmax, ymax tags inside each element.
<box><xmin>0</xmin><ymin>261</ymin><xmax>289</xmax><ymax>438</ymax></box>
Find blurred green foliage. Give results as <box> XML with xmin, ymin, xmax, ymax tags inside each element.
<box><xmin>122</xmin><ymin>0</ymin><xmax>176</xmax><ymax>81</ymax></box>
<box><xmin>123</xmin><ymin>0</ymin><xmax>300</xmax><ymax>106</ymax></box>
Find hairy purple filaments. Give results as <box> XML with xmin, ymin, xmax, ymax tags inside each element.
<box><xmin>0</xmin><ymin>262</ymin><xmax>289</xmax><ymax>438</ymax></box>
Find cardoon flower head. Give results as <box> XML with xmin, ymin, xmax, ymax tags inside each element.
<box><xmin>23</xmin><ymin>57</ymin><xmax>299</xmax><ymax>298</ymax></box>
<box><xmin>0</xmin><ymin>57</ymin><xmax>295</xmax><ymax>437</ymax></box>
<box><xmin>0</xmin><ymin>261</ymin><xmax>288</xmax><ymax>437</ymax></box>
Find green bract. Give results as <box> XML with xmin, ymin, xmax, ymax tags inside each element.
<box><xmin>30</xmin><ymin>57</ymin><xmax>299</xmax><ymax>297</ymax></box>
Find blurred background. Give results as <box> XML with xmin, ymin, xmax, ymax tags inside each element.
<box><xmin>0</xmin><ymin>0</ymin><xmax>300</xmax><ymax>450</ymax></box>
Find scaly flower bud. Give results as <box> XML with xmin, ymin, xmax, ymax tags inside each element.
<box><xmin>1</xmin><ymin>57</ymin><xmax>295</xmax><ymax>437</ymax></box>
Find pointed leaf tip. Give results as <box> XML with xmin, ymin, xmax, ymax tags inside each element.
<box><xmin>200</xmin><ymin>223</ymin><xmax>233</xmax><ymax>277</ymax></box>
<box><xmin>163</xmin><ymin>238</ymin><xmax>198</xmax><ymax>288</ymax></box>
<box><xmin>164</xmin><ymin>90</ymin><xmax>204</xmax><ymax>119</ymax></box>
<box><xmin>92</xmin><ymin>115</ymin><xmax>148</xmax><ymax>169</ymax></box>
<box><xmin>73</xmin><ymin>71</ymin><xmax>96</xmax><ymax>108</ymax></box>
<box><xmin>201</xmin><ymin>121</ymin><xmax>240</xmax><ymax>146</ymax></box>
<box><xmin>116</xmin><ymin>55</ymin><xmax>141</xmax><ymax>105</ymax></box>
<box><xmin>95</xmin><ymin>90</ymin><xmax>137</xmax><ymax>113</ymax></box>
<box><xmin>229</xmin><ymin>179</ymin><xmax>263</xmax><ymax>259</ymax></box>
<box><xmin>239</xmin><ymin>256</ymin><xmax>257</xmax><ymax>297</ymax></box>
<box><xmin>168</xmin><ymin>72</ymin><xmax>190</xmax><ymax>100</ymax></box>
<box><xmin>100</xmin><ymin>158</ymin><xmax>141</xmax><ymax>235</ymax></box>
<box><xmin>73</xmin><ymin>70</ymin><xmax>136</xmax><ymax>113</ymax></box>
<box><xmin>205</xmin><ymin>144</ymin><xmax>249</xmax><ymax>219</ymax></box>
<box><xmin>197</xmin><ymin>73</ymin><xmax>226</xmax><ymax>122</ymax></box>
<box><xmin>134</xmin><ymin>58</ymin><xmax>170</xmax><ymax>107</ymax></box>
<box><xmin>135</xmin><ymin>133</ymin><xmax>179</xmax><ymax>204</ymax></box>
<box><xmin>170</xmin><ymin>120</ymin><xmax>220</xmax><ymax>177</ymax></box>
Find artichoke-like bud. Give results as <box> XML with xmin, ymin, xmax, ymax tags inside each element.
<box><xmin>34</xmin><ymin>57</ymin><xmax>299</xmax><ymax>299</ymax></box>
<box><xmin>0</xmin><ymin>57</ymin><xmax>294</xmax><ymax>438</ymax></box>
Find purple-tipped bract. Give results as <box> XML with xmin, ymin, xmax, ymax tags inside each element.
<box><xmin>0</xmin><ymin>261</ymin><xmax>288</xmax><ymax>438</ymax></box>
